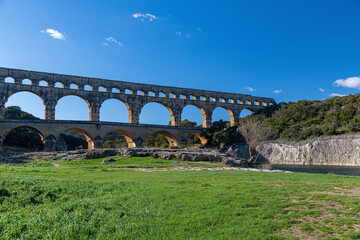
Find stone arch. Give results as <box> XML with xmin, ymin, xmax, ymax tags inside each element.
<box><xmin>146</xmin><ymin>131</ymin><xmax>178</xmax><ymax>147</ymax></box>
<box><xmin>70</xmin><ymin>83</ymin><xmax>79</xmax><ymax>89</ymax></box>
<box><xmin>39</xmin><ymin>80</ymin><xmax>48</xmax><ymax>87</ymax></box>
<box><xmin>182</xmin><ymin>104</ymin><xmax>206</xmax><ymax>127</ymax></box>
<box><xmin>140</xmin><ymin>102</ymin><xmax>175</xmax><ymax>125</ymax></box>
<box><xmin>22</xmin><ymin>78</ymin><xmax>32</xmax><ymax>85</ymax></box>
<box><xmin>112</xmin><ymin>88</ymin><xmax>120</xmax><ymax>93</ymax></box>
<box><xmin>55</xmin><ymin>94</ymin><xmax>90</xmax><ymax>121</ymax></box>
<box><xmin>57</xmin><ymin>128</ymin><xmax>94</xmax><ymax>150</ymax></box>
<box><xmin>104</xmin><ymin>129</ymin><xmax>136</xmax><ymax>148</ymax></box>
<box><xmin>4</xmin><ymin>77</ymin><xmax>15</xmax><ymax>83</ymax></box>
<box><xmin>6</xmin><ymin>90</ymin><xmax>46</xmax><ymax>119</ymax></box>
<box><xmin>84</xmin><ymin>85</ymin><xmax>93</xmax><ymax>91</ymax></box>
<box><xmin>148</xmin><ymin>91</ymin><xmax>155</xmax><ymax>97</ymax></box>
<box><xmin>193</xmin><ymin>132</ymin><xmax>208</xmax><ymax>145</ymax></box>
<box><xmin>137</xmin><ymin>90</ymin><xmax>145</xmax><ymax>96</ymax></box>
<box><xmin>240</xmin><ymin>108</ymin><xmax>255</xmax><ymax>118</ymax></box>
<box><xmin>55</xmin><ymin>82</ymin><xmax>64</xmax><ymax>88</ymax></box>
<box><xmin>98</xmin><ymin>86</ymin><xmax>107</xmax><ymax>92</ymax></box>
<box><xmin>100</xmin><ymin>98</ymin><xmax>131</xmax><ymax>123</ymax></box>
<box><xmin>3</xmin><ymin>126</ymin><xmax>45</xmax><ymax>151</ymax></box>
<box><xmin>212</xmin><ymin>106</ymin><xmax>235</xmax><ymax>126</ymax></box>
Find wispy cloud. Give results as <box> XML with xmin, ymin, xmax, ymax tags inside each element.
<box><xmin>334</xmin><ymin>76</ymin><xmax>360</xmax><ymax>89</ymax></box>
<box><xmin>196</xmin><ymin>28</ymin><xmax>203</xmax><ymax>32</ymax></box>
<box><xmin>245</xmin><ymin>87</ymin><xmax>255</xmax><ymax>92</ymax></box>
<box><xmin>175</xmin><ymin>31</ymin><xmax>182</xmax><ymax>36</ymax></box>
<box><xmin>186</xmin><ymin>33</ymin><xmax>191</xmax><ymax>38</ymax></box>
<box><xmin>41</xmin><ymin>28</ymin><xmax>66</xmax><ymax>40</ymax></box>
<box><xmin>330</xmin><ymin>93</ymin><xmax>346</xmax><ymax>97</ymax></box>
<box><xmin>133</xmin><ymin>13</ymin><xmax>158</xmax><ymax>22</ymax></box>
<box><xmin>319</xmin><ymin>88</ymin><xmax>325</xmax><ymax>92</ymax></box>
<box><xmin>273</xmin><ymin>89</ymin><xmax>282</xmax><ymax>94</ymax></box>
<box><xmin>102</xmin><ymin>37</ymin><xmax>123</xmax><ymax>47</ymax></box>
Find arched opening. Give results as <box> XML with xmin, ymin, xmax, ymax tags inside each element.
<box><xmin>209</xmin><ymin>97</ymin><xmax>216</xmax><ymax>102</ymax></box>
<box><xmin>137</xmin><ymin>90</ymin><xmax>144</xmax><ymax>96</ymax></box>
<box><xmin>254</xmin><ymin>101</ymin><xmax>260</xmax><ymax>106</ymax></box>
<box><xmin>55</xmin><ymin>82</ymin><xmax>64</xmax><ymax>88</ymax></box>
<box><xmin>212</xmin><ymin>107</ymin><xmax>234</xmax><ymax>125</ymax></box>
<box><xmin>84</xmin><ymin>85</ymin><xmax>93</xmax><ymax>91</ymax></box>
<box><xmin>219</xmin><ymin>98</ymin><xmax>225</xmax><ymax>103</ymax></box>
<box><xmin>240</xmin><ymin>109</ymin><xmax>255</xmax><ymax>118</ymax></box>
<box><xmin>148</xmin><ymin>91</ymin><xmax>155</xmax><ymax>97</ymax></box>
<box><xmin>169</xmin><ymin>93</ymin><xmax>176</xmax><ymax>99</ymax></box>
<box><xmin>159</xmin><ymin>92</ymin><xmax>166</xmax><ymax>98</ymax></box>
<box><xmin>56</xmin><ymin>128</ymin><xmax>93</xmax><ymax>151</ymax></box>
<box><xmin>4</xmin><ymin>77</ymin><xmax>15</xmax><ymax>83</ymax></box>
<box><xmin>245</xmin><ymin>100</ymin><xmax>251</xmax><ymax>105</ymax></box>
<box><xmin>180</xmin><ymin>94</ymin><xmax>186</xmax><ymax>99</ymax></box>
<box><xmin>3</xmin><ymin>126</ymin><xmax>44</xmax><ymax>152</ymax></box>
<box><xmin>103</xmin><ymin>130</ymin><xmax>136</xmax><ymax>148</ymax></box>
<box><xmin>181</xmin><ymin>105</ymin><xmax>204</xmax><ymax>127</ymax></box>
<box><xmin>112</xmin><ymin>88</ymin><xmax>120</xmax><ymax>93</ymax></box>
<box><xmin>55</xmin><ymin>95</ymin><xmax>90</xmax><ymax>121</ymax></box>
<box><xmin>193</xmin><ymin>132</ymin><xmax>208</xmax><ymax>145</ymax></box>
<box><xmin>5</xmin><ymin>91</ymin><xmax>45</xmax><ymax>119</ymax></box>
<box><xmin>98</xmin><ymin>86</ymin><xmax>107</xmax><ymax>92</ymax></box>
<box><xmin>228</xmin><ymin>99</ymin><xmax>234</xmax><ymax>104</ymax></box>
<box><xmin>39</xmin><ymin>80</ymin><xmax>48</xmax><ymax>87</ymax></box>
<box><xmin>100</xmin><ymin>98</ymin><xmax>130</xmax><ymax>123</ymax></box>
<box><xmin>144</xmin><ymin>131</ymin><xmax>178</xmax><ymax>148</ymax></box>
<box><xmin>125</xmin><ymin>89</ymin><xmax>133</xmax><ymax>95</ymax></box>
<box><xmin>190</xmin><ymin>95</ymin><xmax>196</xmax><ymax>100</ymax></box>
<box><xmin>262</xmin><ymin>101</ymin><xmax>268</xmax><ymax>107</ymax></box>
<box><xmin>200</xmin><ymin>96</ymin><xmax>206</xmax><ymax>101</ymax></box>
<box><xmin>70</xmin><ymin>83</ymin><xmax>78</xmax><ymax>90</ymax></box>
<box><xmin>22</xmin><ymin>79</ymin><xmax>31</xmax><ymax>85</ymax></box>
<box><xmin>140</xmin><ymin>102</ymin><xmax>174</xmax><ymax>125</ymax></box>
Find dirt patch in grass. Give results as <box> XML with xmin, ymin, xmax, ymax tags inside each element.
<box><xmin>280</xmin><ymin>196</ymin><xmax>360</xmax><ymax>239</ymax></box>
<box><xmin>310</xmin><ymin>187</ymin><xmax>360</xmax><ymax>197</ymax></box>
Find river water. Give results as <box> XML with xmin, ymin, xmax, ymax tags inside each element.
<box><xmin>267</xmin><ymin>164</ymin><xmax>360</xmax><ymax>176</ymax></box>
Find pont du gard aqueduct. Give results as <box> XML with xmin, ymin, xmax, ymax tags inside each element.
<box><xmin>0</xmin><ymin>67</ymin><xmax>275</xmax><ymax>151</ymax></box>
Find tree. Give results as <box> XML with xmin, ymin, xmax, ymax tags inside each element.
<box><xmin>238</xmin><ymin>117</ymin><xmax>278</xmax><ymax>164</ymax></box>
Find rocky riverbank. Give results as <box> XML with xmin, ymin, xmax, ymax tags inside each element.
<box><xmin>1</xmin><ymin>147</ymin><xmax>249</xmax><ymax>167</ymax></box>
<box><xmin>227</xmin><ymin>135</ymin><xmax>360</xmax><ymax>166</ymax></box>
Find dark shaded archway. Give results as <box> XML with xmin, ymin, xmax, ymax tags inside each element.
<box><xmin>3</xmin><ymin>126</ymin><xmax>44</xmax><ymax>152</ymax></box>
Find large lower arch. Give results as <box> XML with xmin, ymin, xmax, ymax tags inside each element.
<box><xmin>100</xmin><ymin>98</ymin><xmax>131</xmax><ymax>123</ymax></box>
<box><xmin>181</xmin><ymin>104</ymin><xmax>206</xmax><ymax>127</ymax></box>
<box><xmin>140</xmin><ymin>102</ymin><xmax>175</xmax><ymax>125</ymax></box>
<box><xmin>5</xmin><ymin>91</ymin><xmax>45</xmax><ymax>119</ymax></box>
<box><xmin>104</xmin><ymin>129</ymin><xmax>136</xmax><ymax>148</ymax></box>
<box><xmin>56</xmin><ymin>95</ymin><xmax>90</xmax><ymax>121</ymax></box>
<box><xmin>212</xmin><ymin>107</ymin><xmax>235</xmax><ymax>126</ymax></box>
<box><xmin>3</xmin><ymin>126</ymin><xmax>45</xmax><ymax>151</ymax></box>
<box><xmin>156</xmin><ymin>131</ymin><xmax>178</xmax><ymax>147</ymax></box>
<box><xmin>56</xmin><ymin>128</ymin><xmax>94</xmax><ymax>150</ymax></box>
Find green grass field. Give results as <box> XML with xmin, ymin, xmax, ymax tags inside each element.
<box><xmin>0</xmin><ymin>157</ymin><xmax>360</xmax><ymax>239</ymax></box>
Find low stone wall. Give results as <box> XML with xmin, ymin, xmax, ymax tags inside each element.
<box><xmin>228</xmin><ymin>135</ymin><xmax>360</xmax><ymax>166</ymax></box>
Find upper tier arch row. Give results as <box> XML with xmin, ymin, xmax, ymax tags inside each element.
<box><xmin>0</xmin><ymin>67</ymin><xmax>275</xmax><ymax>107</ymax></box>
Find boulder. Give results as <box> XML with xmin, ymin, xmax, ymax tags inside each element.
<box><xmin>102</xmin><ymin>158</ymin><xmax>116</xmax><ymax>164</ymax></box>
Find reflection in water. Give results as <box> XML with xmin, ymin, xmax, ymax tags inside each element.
<box><xmin>266</xmin><ymin>164</ymin><xmax>360</xmax><ymax>176</ymax></box>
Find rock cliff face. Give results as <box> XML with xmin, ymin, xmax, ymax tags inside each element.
<box><xmin>240</xmin><ymin>135</ymin><xmax>360</xmax><ymax>166</ymax></box>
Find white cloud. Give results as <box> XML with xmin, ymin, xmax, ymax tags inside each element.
<box><xmin>196</xmin><ymin>28</ymin><xmax>203</xmax><ymax>32</ymax></box>
<box><xmin>41</xmin><ymin>28</ymin><xmax>66</xmax><ymax>40</ymax></box>
<box><xmin>319</xmin><ymin>88</ymin><xmax>325</xmax><ymax>92</ymax></box>
<box><xmin>330</xmin><ymin>93</ymin><xmax>346</xmax><ymax>97</ymax></box>
<box><xmin>186</xmin><ymin>33</ymin><xmax>191</xmax><ymax>38</ymax></box>
<box><xmin>334</xmin><ymin>76</ymin><xmax>360</xmax><ymax>89</ymax></box>
<box><xmin>176</xmin><ymin>31</ymin><xmax>182</xmax><ymax>36</ymax></box>
<box><xmin>133</xmin><ymin>13</ymin><xmax>158</xmax><ymax>22</ymax></box>
<box><xmin>245</xmin><ymin>87</ymin><xmax>255</xmax><ymax>92</ymax></box>
<box><xmin>102</xmin><ymin>37</ymin><xmax>124</xmax><ymax>47</ymax></box>
<box><xmin>273</xmin><ymin>89</ymin><xmax>282</xmax><ymax>94</ymax></box>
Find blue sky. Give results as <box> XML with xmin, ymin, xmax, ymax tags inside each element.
<box><xmin>2</xmin><ymin>0</ymin><xmax>360</xmax><ymax>125</ymax></box>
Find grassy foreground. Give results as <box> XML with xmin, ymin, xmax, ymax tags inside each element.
<box><xmin>0</xmin><ymin>157</ymin><xmax>360</xmax><ymax>239</ymax></box>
